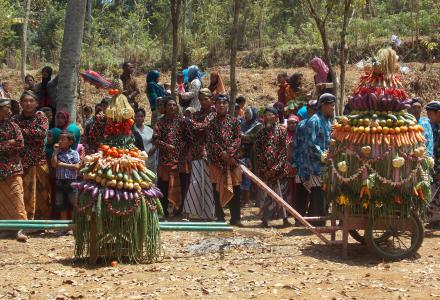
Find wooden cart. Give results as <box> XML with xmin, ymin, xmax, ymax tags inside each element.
<box><xmin>241</xmin><ymin>165</ymin><xmax>424</xmax><ymax>260</ymax></box>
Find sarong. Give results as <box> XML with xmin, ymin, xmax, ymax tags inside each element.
<box><xmin>261</xmin><ymin>178</ymin><xmax>289</xmax><ymax>221</ymax></box>
<box><xmin>183</xmin><ymin>160</ymin><xmax>215</xmax><ymax>220</ymax></box>
<box><xmin>23</xmin><ymin>166</ymin><xmax>37</xmax><ymax>220</ymax></box>
<box><xmin>210</xmin><ymin>164</ymin><xmax>241</xmax><ymax>207</ymax></box>
<box><xmin>158</xmin><ymin>164</ymin><xmax>181</xmax><ymax>209</ymax></box>
<box><xmin>429</xmin><ymin>182</ymin><xmax>440</xmax><ymax>223</ymax></box>
<box><xmin>0</xmin><ymin>175</ymin><xmax>27</xmax><ymax>220</ymax></box>
<box><xmin>35</xmin><ymin>164</ymin><xmax>52</xmax><ymax>219</ymax></box>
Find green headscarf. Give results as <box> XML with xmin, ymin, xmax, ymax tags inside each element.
<box><xmin>66</xmin><ymin>123</ymin><xmax>81</xmax><ymax>150</ymax></box>
<box><xmin>45</xmin><ymin>128</ymin><xmax>61</xmax><ymax>158</ymax></box>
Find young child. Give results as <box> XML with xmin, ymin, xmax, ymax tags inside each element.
<box><xmin>52</xmin><ymin>131</ymin><xmax>80</xmax><ymax>220</ymax></box>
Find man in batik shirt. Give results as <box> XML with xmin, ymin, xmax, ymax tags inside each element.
<box><xmin>255</xmin><ymin>106</ymin><xmax>290</xmax><ymax>227</ymax></box>
<box><xmin>301</xmin><ymin>93</ymin><xmax>335</xmax><ymax>226</ymax></box>
<box><xmin>206</xmin><ymin>94</ymin><xmax>242</xmax><ymax>226</ymax></box>
<box><xmin>182</xmin><ymin>88</ymin><xmax>216</xmax><ymax>220</ymax></box>
<box><xmin>153</xmin><ymin>96</ymin><xmax>186</xmax><ymax>217</ymax></box>
<box><xmin>12</xmin><ymin>91</ymin><xmax>49</xmax><ymax>220</ymax></box>
<box><xmin>426</xmin><ymin>101</ymin><xmax>440</xmax><ymax>228</ymax></box>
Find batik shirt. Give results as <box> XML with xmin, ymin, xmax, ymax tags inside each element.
<box><xmin>186</xmin><ymin>109</ymin><xmax>216</xmax><ymax>161</ymax></box>
<box><xmin>206</xmin><ymin>114</ymin><xmax>241</xmax><ymax>168</ymax></box>
<box><xmin>255</xmin><ymin>124</ymin><xmax>289</xmax><ymax>182</ymax></box>
<box><xmin>303</xmin><ymin>111</ymin><xmax>333</xmax><ymax>178</ymax></box>
<box><xmin>419</xmin><ymin>116</ymin><xmax>434</xmax><ymax>157</ymax></box>
<box><xmin>12</xmin><ymin>112</ymin><xmax>48</xmax><ymax>169</ymax></box>
<box><xmin>292</xmin><ymin>118</ymin><xmax>308</xmax><ymax>178</ymax></box>
<box><xmin>153</xmin><ymin>116</ymin><xmax>185</xmax><ymax>166</ymax></box>
<box><xmin>431</xmin><ymin>123</ymin><xmax>440</xmax><ymax>176</ymax></box>
<box><xmin>0</xmin><ymin>120</ymin><xmax>24</xmax><ymax>181</ymax></box>
<box><xmin>88</xmin><ymin>112</ymin><xmax>107</xmax><ymax>152</ymax></box>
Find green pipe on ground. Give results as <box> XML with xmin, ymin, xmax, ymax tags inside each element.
<box><xmin>0</xmin><ymin>223</ymin><xmax>232</xmax><ymax>231</ymax></box>
<box><xmin>0</xmin><ymin>220</ymin><xmax>73</xmax><ymax>224</ymax></box>
<box><xmin>0</xmin><ymin>220</ymin><xmax>229</xmax><ymax>226</ymax></box>
<box><xmin>159</xmin><ymin>226</ymin><xmax>232</xmax><ymax>231</ymax></box>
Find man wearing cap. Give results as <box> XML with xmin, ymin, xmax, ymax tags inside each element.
<box><xmin>409</xmin><ymin>98</ymin><xmax>433</xmax><ymax>157</ymax></box>
<box><xmin>300</xmin><ymin>93</ymin><xmax>335</xmax><ymax>226</ymax></box>
<box><xmin>12</xmin><ymin>91</ymin><xmax>49</xmax><ymax>221</ymax></box>
<box><xmin>255</xmin><ymin>106</ymin><xmax>290</xmax><ymax>227</ymax></box>
<box><xmin>182</xmin><ymin>88</ymin><xmax>216</xmax><ymax>220</ymax></box>
<box><xmin>426</xmin><ymin>100</ymin><xmax>440</xmax><ymax>228</ymax></box>
<box><xmin>0</xmin><ymin>98</ymin><xmax>28</xmax><ymax>241</ymax></box>
<box><xmin>206</xmin><ymin>94</ymin><xmax>242</xmax><ymax>226</ymax></box>
<box><xmin>292</xmin><ymin>100</ymin><xmax>318</xmax><ymax>220</ymax></box>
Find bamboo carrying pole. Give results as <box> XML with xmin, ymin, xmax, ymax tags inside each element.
<box><xmin>240</xmin><ymin>164</ymin><xmax>330</xmax><ymax>245</ymax></box>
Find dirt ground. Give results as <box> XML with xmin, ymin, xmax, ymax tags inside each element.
<box><xmin>1</xmin><ymin>207</ymin><xmax>439</xmax><ymax>300</ymax></box>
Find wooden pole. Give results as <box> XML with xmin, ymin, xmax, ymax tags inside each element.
<box><xmin>240</xmin><ymin>164</ymin><xmax>330</xmax><ymax>244</ymax></box>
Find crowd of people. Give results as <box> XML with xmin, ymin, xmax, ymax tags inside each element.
<box><xmin>1</xmin><ymin>56</ymin><xmax>439</xmax><ymax>243</ymax></box>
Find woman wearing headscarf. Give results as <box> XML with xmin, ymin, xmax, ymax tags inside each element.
<box><xmin>0</xmin><ymin>98</ymin><xmax>28</xmax><ymax>241</ymax></box>
<box><xmin>55</xmin><ymin>111</ymin><xmax>70</xmax><ymax>130</ymax></box>
<box><xmin>208</xmin><ymin>70</ymin><xmax>226</xmax><ymax>97</ymax></box>
<box><xmin>309</xmin><ymin>57</ymin><xmax>334</xmax><ymax>98</ymax></box>
<box><xmin>12</xmin><ymin>90</ymin><xmax>49</xmax><ymax>220</ymax></box>
<box><xmin>33</xmin><ymin>66</ymin><xmax>58</xmax><ymax>113</ymax></box>
<box><xmin>45</xmin><ymin>128</ymin><xmax>61</xmax><ymax>219</ymax></box>
<box><xmin>179</xmin><ymin>65</ymin><xmax>204</xmax><ymax>111</ymax></box>
<box><xmin>66</xmin><ymin>123</ymin><xmax>85</xmax><ymax>164</ymax></box>
<box><xmin>240</xmin><ymin>107</ymin><xmax>263</xmax><ymax>206</ymax></box>
<box><xmin>146</xmin><ymin>70</ymin><xmax>166</xmax><ymax>127</ymax></box>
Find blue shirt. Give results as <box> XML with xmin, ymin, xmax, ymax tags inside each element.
<box><xmin>292</xmin><ymin>119</ymin><xmax>308</xmax><ymax>178</ymax></box>
<box><xmin>55</xmin><ymin>148</ymin><xmax>80</xmax><ymax>180</ymax></box>
<box><xmin>302</xmin><ymin>111</ymin><xmax>333</xmax><ymax>178</ymax></box>
<box><xmin>418</xmin><ymin>117</ymin><xmax>433</xmax><ymax>157</ymax></box>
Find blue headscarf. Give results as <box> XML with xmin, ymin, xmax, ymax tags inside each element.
<box><xmin>146</xmin><ymin>70</ymin><xmax>165</xmax><ymax>103</ymax></box>
<box><xmin>188</xmin><ymin>65</ymin><xmax>205</xmax><ymax>82</ymax></box>
<box><xmin>182</xmin><ymin>69</ymin><xmax>189</xmax><ymax>83</ymax></box>
<box><xmin>66</xmin><ymin>123</ymin><xmax>81</xmax><ymax>150</ymax></box>
<box><xmin>45</xmin><ymin>128</ymin><xmax>62</xmax><ymax>158</ymax></box>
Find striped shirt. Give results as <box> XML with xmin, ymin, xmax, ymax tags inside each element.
<box><xmin>55</xmin><ymin>148</ymin><xmax>80</xmax><ymax>180</ymax></box>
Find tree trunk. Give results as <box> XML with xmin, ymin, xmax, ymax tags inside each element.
<box><xmin>338</xmin><ymin>0</ymin><xmax>352</xmax><ymax>116</ymax></box>
<box><xmin>57</xmin><ymin>0</ymin><xmax>87</xmax><ymax>121</ymax></box>
<box><xmin>84</xmin><ymin>0</ymin><xmax>93</xmax><ymax>68</ymax></box>
<box><xmin>180</xmin><ymin>0</ymin><xmax>188</xmax><ymax>68</ymax></box>
<box><xmin>170</xmin><ymin>0</ymin><xmax>181</xmax><ymax>100</ymax></box>
<box><xmin>21</xmin><ymin>0</ymin><xmax>31</xmax><ymax>81</ymax></box>
<box><xmin>229</xmin><ymin>0</ymin><xmax>241</xmax><ymax>115</ymax></box>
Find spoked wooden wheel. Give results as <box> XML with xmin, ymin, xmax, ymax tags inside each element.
<box><xmin>365</xmin><ymin>211</ymin><xmax>424</xmax><ymax>261</ymax></box>
<box><xmin>348</xmin><ymin>229</ymin><xmax>392</xmax><ymax>245</ymax></box>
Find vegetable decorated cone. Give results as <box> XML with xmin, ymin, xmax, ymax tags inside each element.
<box><xmin>73</xmin><ymin>89</ymin><xmax>162</xmax><ymax>264</ymax></box>
<box><xmin>327</xmin><ymin>48</ymin><xmax>433</xmax><ymax>217</ymax></box>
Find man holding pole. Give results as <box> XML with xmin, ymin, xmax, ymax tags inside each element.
<box><xmin>255</xmin><ymin>106</ymin><xmax>290</xmax><ymax>227</ymax></box>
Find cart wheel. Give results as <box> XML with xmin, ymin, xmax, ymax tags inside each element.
<box><xmin>349</xmin><ymin>230</ymin><xmax>393</xmax><ymax>245</ymax></box>
<box><xmin>349</xmin><ymin>230</ymin><xmax>366</xmax><ymax>244</ymax></box>
<box><xmin>365</xmin><ymin>211</ymin><xmax>424</xmax><ymax>261</ymax></box>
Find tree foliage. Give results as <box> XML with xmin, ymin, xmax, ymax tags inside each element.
<box><xmin>0</xmin><ymin>0</ymin><xmax>439</xmax><ymax>72</ymax></box>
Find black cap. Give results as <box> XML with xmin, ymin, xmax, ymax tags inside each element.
<box><xmin>214</xmin><ymin>94</ymin><xmax>230</xmax><ymax>102</ymax></box>
<box><xmin>426</xmin><ymin>101</ymin><xmax>440</xmax><ymax>111</ymax></box>
<box><xmin>319</xmin><ymin>93</ymin><xmax>336</xmax><ymax>104</ymax></box>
